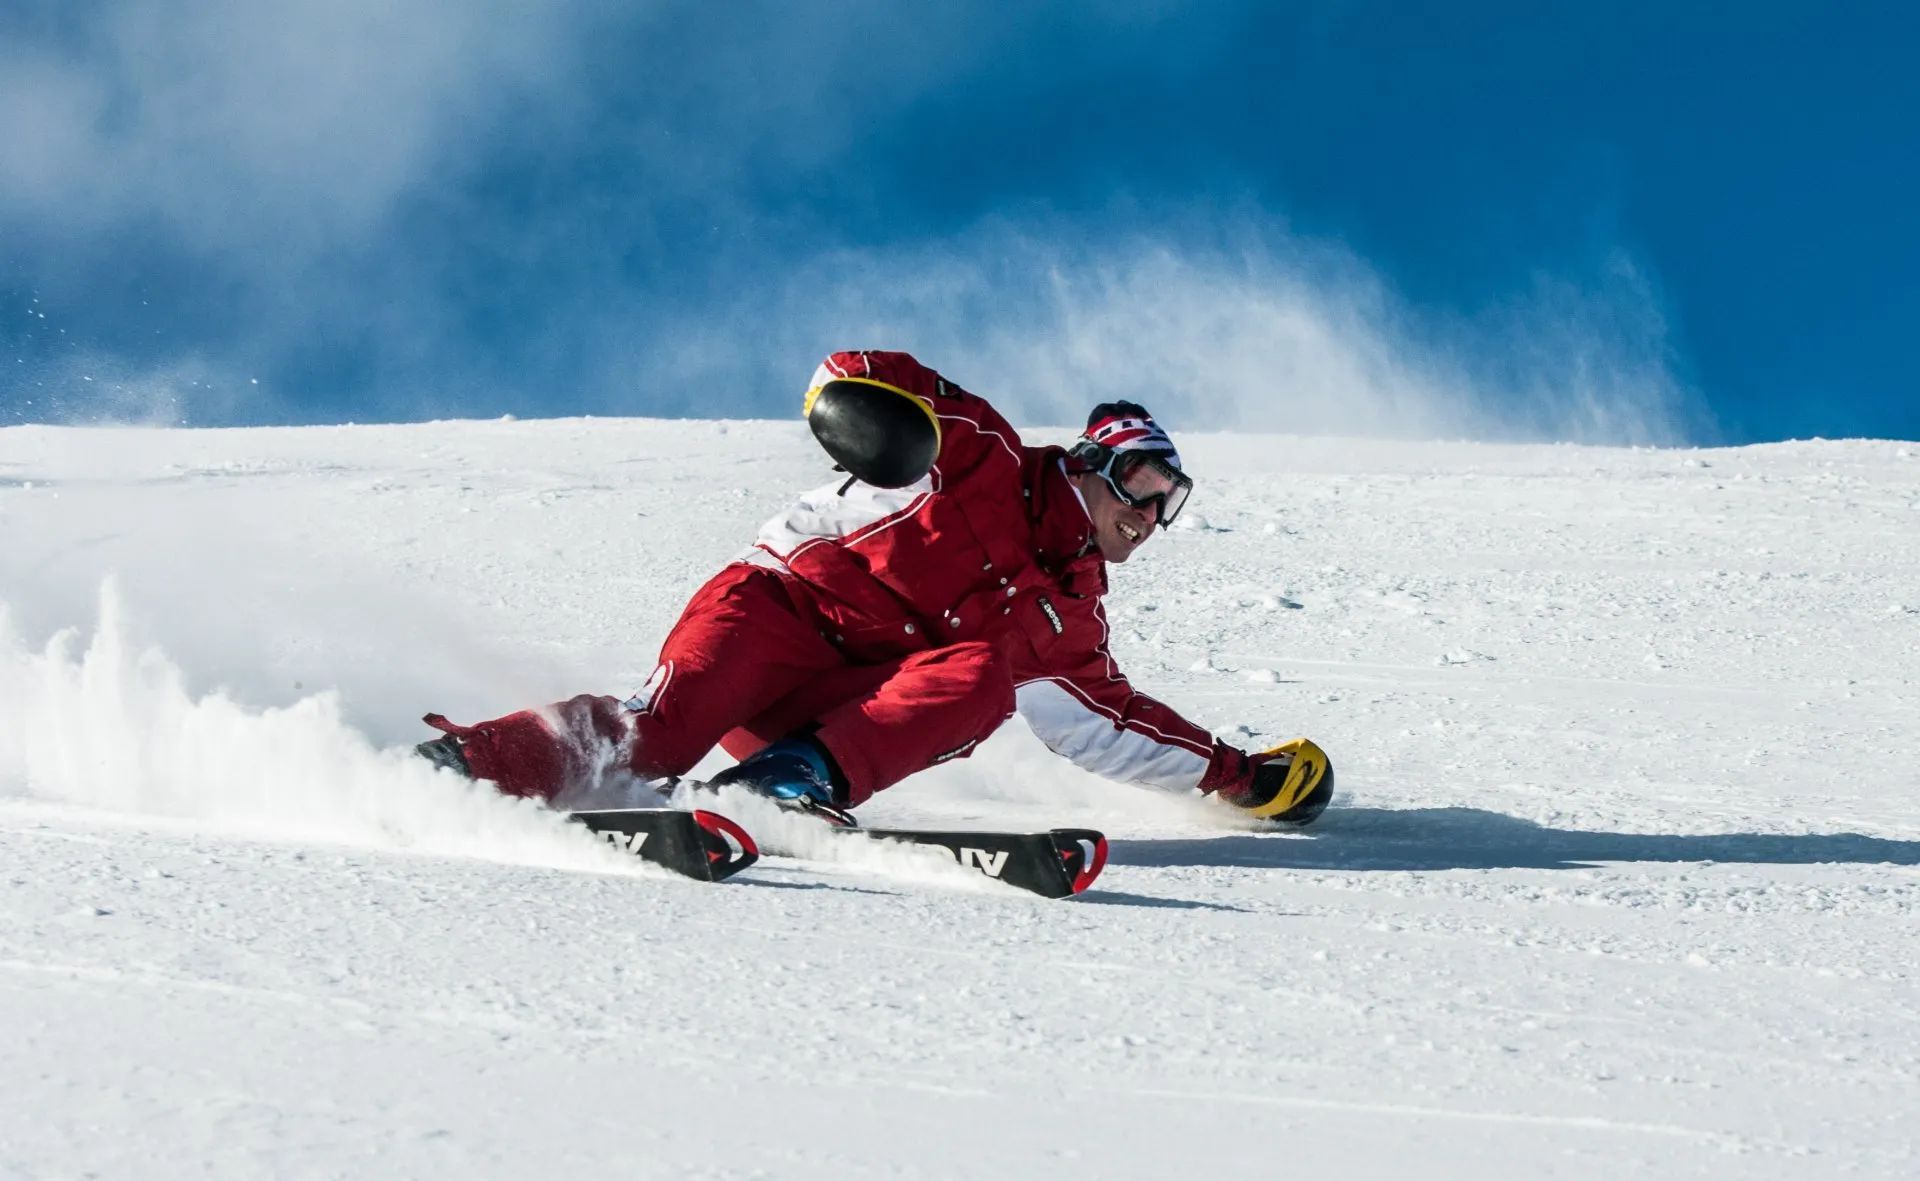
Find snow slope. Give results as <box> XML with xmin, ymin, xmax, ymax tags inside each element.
<box><xmin>3</xmin><ymin>418</ymin><xmax>1917</xmax><ymax>1179</ymax></box>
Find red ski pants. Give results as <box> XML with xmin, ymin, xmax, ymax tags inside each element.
<box><xmin>450</xmin><ymin>565</ymin><xmax>1016</xmax><ymax>805</ymax></box>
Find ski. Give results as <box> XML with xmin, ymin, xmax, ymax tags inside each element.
<box><xmin>569</xmin><ymin>807</ymin><xmax>1107</xmax><ymax>899</ymax></box>
<box><xmin>572</xmin><ymin>807</ymin><xmax>759</xmax><ymax>883</ymax></box>
<box><xmin>836</xmin><ymin>825</ymin><xmax>1108</xmax><ymax>899</ymax></box>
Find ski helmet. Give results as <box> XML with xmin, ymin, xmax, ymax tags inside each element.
<box><xmin>1068</xmin><ymin>401</ymin><xmax>1192</xmax><ymax>525</ymax></box>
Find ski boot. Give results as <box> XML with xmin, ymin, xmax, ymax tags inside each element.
<box><xmin>703</xmin><ymin>736</ymin><xmax>859</xmax><ymax>828</ymax></box>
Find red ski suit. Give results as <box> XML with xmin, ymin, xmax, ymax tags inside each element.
<box><xmin>446</xmin><ymin>351</ymin><xmax>1222</xmax><ymax>805</ymax></box>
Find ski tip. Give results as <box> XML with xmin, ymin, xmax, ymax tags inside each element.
<box><xmin>570</xmin><ymin>807</ymin><xmax>759</xmax><ymax>884</ymax></box>
<box><xmin>1051</xmin><ymin>828</ymin><xmax>1109</xmax><ymax>897</ymax></box>
<box><xmin>1072</xmin><ymin>834</ymin><xmax>1109</xmax><ymax>895</ymax></box>
<box><xmin>689</xmin><ymin>809</ymin><xmax>759</xmax><ymax>880</ymax></box>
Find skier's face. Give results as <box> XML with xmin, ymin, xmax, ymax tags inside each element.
<box><xmin>1078</xmin><ymin>472</ymin><xmax>1157</xmax><ymax>562</ymax></box>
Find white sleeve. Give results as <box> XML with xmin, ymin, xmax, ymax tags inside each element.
<box><xmin>1015</xmin><ymin>678</ymin><xmax>1211</xmax><ymax>793</ymax></box>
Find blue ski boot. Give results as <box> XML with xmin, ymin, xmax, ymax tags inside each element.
<box><xmin>704</xmin><ymin>737</ymin><xmax>858</xmax><ymax>827</ymax></box>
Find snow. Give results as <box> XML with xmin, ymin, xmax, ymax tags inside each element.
<box><xmin>3</xmin><ymin>418</ymin><xmax>1918</xmax><ymax>1179</ymax></box>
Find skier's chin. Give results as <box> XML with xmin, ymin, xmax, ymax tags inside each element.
<box><xmin>1101</xmin><ymin>529</ymin><xmax>1143</xmax><ymax>562</ymax></box>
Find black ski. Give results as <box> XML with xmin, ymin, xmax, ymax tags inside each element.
<box><xmin>569</xmin><ymin>808</ymin><xmax>1107</xmax><ymax>898</ymax></box>
<box><xmin>572</xmin><ymin>808</ymin><xmax>759</xmax><ymax>883</ymax></box>
<box><xmin>837</xmin><ymin>825</ymin><xmax>1108</xmax><ymax>899</ymax></box>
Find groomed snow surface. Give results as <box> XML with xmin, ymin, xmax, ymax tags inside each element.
<box><xmin>3</xmin><ymin>419</ymin><xmax>1917</xmax><ymax>1179</ymax></box>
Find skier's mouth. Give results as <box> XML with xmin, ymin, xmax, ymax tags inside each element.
<box><xmin>1117</xmin><ymin>521</ymin><xmax>1142</xmax><ymax>543</ymax></box>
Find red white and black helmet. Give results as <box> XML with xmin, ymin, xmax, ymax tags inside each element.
<box><xmin>1068</xmin><ymin>401</ymin><xmax>1193</xmax><ymax>525</ymax></box>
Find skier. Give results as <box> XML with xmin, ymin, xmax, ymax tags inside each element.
<box><xmin>417</xmin><ymin>350</ymin><xmax>1331</xmax><ymax>826</ymax></box>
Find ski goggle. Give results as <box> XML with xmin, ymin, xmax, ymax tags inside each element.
<box><xmin>1091</xmin><ymin>447</ymin><xmax>1192</xmax><ymax>525</ymax></box>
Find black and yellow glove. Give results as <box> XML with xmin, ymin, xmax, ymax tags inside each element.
<box><xmin>1201</xmin><ymin>738</ymin><xmax>1335</xmax><ymax>827</ymax></box>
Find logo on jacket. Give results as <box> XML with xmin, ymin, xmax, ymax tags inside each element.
<box><xmin>1037</xmin><ymin>596</ymin><xmax>1064</xmax><ymax>635</ymax></box>
<box><xmin>930</xmin><ymin>737</ymin><xmax>980</xmax><ymax>765</ymax></box>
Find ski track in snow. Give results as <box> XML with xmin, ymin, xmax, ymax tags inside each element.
<box><xmin>2</xmin><ymin>420</ymin><xmax>1917</xmax><ymax>1179</ymax></box>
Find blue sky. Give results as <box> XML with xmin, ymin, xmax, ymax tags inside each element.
<box><xmin>2</xmin><ymin>1</ymin><xmax>1914</xmax><ymax>443</ymax></box>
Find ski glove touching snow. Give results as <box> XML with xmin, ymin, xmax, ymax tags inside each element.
<box><xmin>1199</xmin><ymin>738</ymin><xmax>1335</xmax><ymax>827</ymax></box>
<box><xmin>420</xmin><ymin>694</ymin><xmax>632</xmax><ymax>801</ymax></box>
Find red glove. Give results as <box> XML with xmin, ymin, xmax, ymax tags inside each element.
<box><xmin>1199</xmin><ymin>739</ymin><xmax>1334</xmax><ymax>825</ymax></box>
<box><xmin>1200</xmin><ymin>741</ymin><xmax>1279</xmax><ymax>806</ymax></box>
<box><xmin>421</xmin><ymin>694</ymin><xmax>630</xmax><ymax>801</ymax></box>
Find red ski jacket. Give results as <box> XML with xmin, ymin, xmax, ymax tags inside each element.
<box><xmin>742</xmin><ymin>350</ymin><xmax>1218</xmax><ymax>792</ymax></box>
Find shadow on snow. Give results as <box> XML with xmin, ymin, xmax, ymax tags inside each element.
<box><xmin>1115</xmin><ymin>807</ymin><xmax>1920</xmax><ymax>873</ymax></box>
<box><xmin>1076</xmin><ymin>890</ymin><xmax>1248</xmax><ymax>912</ymax></box>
